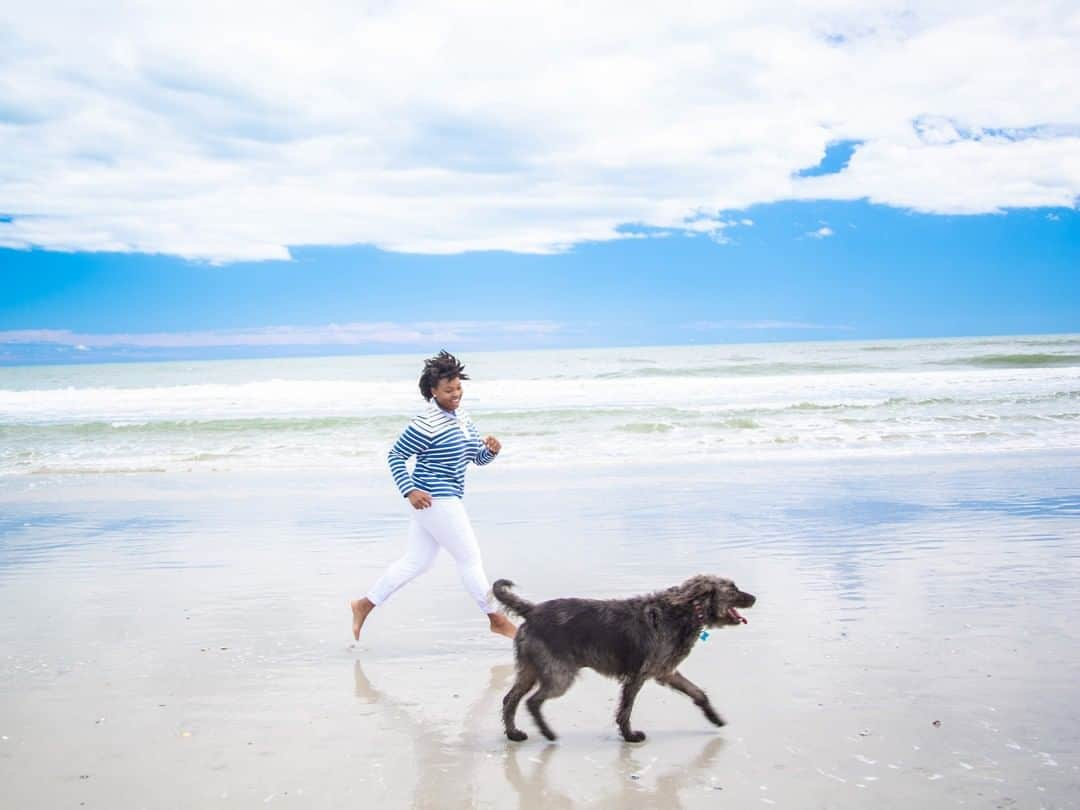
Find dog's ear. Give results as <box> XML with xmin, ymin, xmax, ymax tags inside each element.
<box><xmin>669</xmin><ymin>575</ymin><xmax>716</xmax><ymax>607</ymax></box>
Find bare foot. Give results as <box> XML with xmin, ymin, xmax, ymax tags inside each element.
<box><xmin>488</xmin><ymin>612</ymin><xmax>517</xmax><ymax>639</ymax></box>
<box><xmin>351</xmin><ymin>598</ymin><xmax>374</xmax><ymax>641</ymax></box>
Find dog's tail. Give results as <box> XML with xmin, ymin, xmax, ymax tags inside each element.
<box><xmin>492</xmin><ymin>579</ymin><xmax>534</xmax><ymax>618</ymax></box>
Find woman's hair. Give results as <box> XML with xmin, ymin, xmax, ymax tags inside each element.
<box><xmin>418</xmin><ymin>350</ymin><xmax>469</xmax><ymax>400</ymax></box>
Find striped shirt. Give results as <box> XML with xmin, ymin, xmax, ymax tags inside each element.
<box><xmin>387</xmin><ymin>404</ymin><xmax>496</xmax><ymax>498</ymax></box>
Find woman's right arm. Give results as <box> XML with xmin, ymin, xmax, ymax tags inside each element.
<box><xmin>387</xmin><ymin>421</ymin><xmax>433</xmax><ymax>503</ymax></box>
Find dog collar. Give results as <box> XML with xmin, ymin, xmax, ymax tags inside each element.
<box><xmin>693</xmin><ymin>601</ymin><xmax>709</xmax><ymax>640</ymax></box>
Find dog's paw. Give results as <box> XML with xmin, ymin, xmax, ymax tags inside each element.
<box><xmin>540</xmin><ymin>727</ymin><xmax>557</xmax><ymax>741</ymax></box>
<box><xmin>702</xmin><ymin>705</ymin><xmax>726</xmax><ymax>726</ymax></box>
<box><xmin>622</xmin><ymin>730</ymin><xmax>647</xmax><ymax>743</ymax></box>
<box><xmin>506</xmin><ymin>729</ymin><xmax>528</xmax><ymax>742</ymax></box>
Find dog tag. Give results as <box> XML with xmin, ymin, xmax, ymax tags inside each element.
<box><xmin>699</xmin><ymin>630</ymin><xmax>710</xmax><ymax>641</ymax></box>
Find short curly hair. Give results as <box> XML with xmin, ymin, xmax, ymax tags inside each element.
<box><xmin>418</xmin><ymin>350</ymin><xmax>470</xmax><ymax>400</ymax></box>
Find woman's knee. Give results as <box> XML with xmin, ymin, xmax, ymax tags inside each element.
<box><xmin>393</xmin><ymin>551</ymin><xmax>437</xmax><ymax>578</ymax></box>
<box><xmin>414</xmin><ymin>554</ymin><xmax>438</xmax><ymax>576</ymax></box>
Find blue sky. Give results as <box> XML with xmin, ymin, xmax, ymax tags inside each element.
<box><xmin>2</xmin><ymin>3</ymin><xmax>1078</xmax><ymax>364</ymax></box>
<box><xmin>3</xmin><ymin>200</ymin><xmax>1078</xmax><ymax>365</ymax></box>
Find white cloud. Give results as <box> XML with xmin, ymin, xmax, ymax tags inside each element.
<box><xmin>0</xmin><ymin>1</ymin><xmax>1078</xmax><ymax>262</ymax></box>
<box><xmin>808</xmin><ymin>225</ymin><xmax>835</xmax><ymax>238</ymax></box>
<box><xmin>678</xmin><ymin>214</ymin><xmax>754</xmax><ymax>243</ymax></box>
<box><xmin>0</xmin><ymin>321</ymin><xmax>565</xmax><ymax>348</ymax></box>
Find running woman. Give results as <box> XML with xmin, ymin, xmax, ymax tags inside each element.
<box><xmin>351</xmin><ymin>351</ymin><xmax>517</xmax><ymax>641</ymax></box>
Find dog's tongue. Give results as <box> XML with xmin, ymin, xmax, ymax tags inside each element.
<box><xmin>727</xmin><ymin>607</ymin><xmax>748</xmax><ymax>624</ymax></box>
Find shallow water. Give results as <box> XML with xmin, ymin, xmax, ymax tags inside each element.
<box><xmin>1</xmin><ymin>452</ymin><xmax>1078</xmax><ymax>808</ymax></box>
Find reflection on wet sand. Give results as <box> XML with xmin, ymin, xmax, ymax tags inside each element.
<box><xmin>354</xmin><ymin>660</ymin><xmax>514</xmax><ymax>808</ymax></box>
<box><xmin>356</xmin><ymin>658</ymin><xmax>730</xmax><ymax>809</ymax></box>
<box><xmin>504</xmin><ymin>737</ymin><xmax>726</xmax><ymax>810</ymax></box>
<box><xmin>356</xmin><ymin>659</ymin><xmax>729</xmax><ymax>808</ymax></box>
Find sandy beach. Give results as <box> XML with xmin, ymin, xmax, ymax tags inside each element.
<box><xmin>1</xmin><ymin>451</ymin><xmax>1078</xmax><ymax>808</ymax></box>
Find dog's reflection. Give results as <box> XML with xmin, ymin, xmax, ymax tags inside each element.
<box><xmin>501</xmin><ymin>745</ymin><xmax>575</xmax><ymax>810</ymax></box>
<box><xmin>355</xmin><ymin>660</ymin><xmax>726</xmax><ymax>809</ymax></box>
<box><xmin>503</xmin><ymin>735</ymin><xmax>725</xmax><ymax>810</ymax></box>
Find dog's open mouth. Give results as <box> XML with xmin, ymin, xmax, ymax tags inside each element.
<box><xmin>725</xmin><ymin>607</ymin><xmax>748</xmax><ymax>624</ymax></box>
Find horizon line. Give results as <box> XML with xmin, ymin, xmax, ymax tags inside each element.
<box><xmin>1</xmin><ymin>329</ymin><xmax>1077</xmax><ymax>370</ymax></box>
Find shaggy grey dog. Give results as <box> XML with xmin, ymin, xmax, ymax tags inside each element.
<box><xmin>493</xmin><ymin>575</ymin><xmax>756</xmax><ymax>743</ymax></box>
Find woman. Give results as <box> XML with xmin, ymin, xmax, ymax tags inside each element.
<box><xmin>351</xmin><ymin>351</ymin><xmax>517</xmax><ymax>641</ymax></box>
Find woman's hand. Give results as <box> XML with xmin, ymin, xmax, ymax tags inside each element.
<box><xmin>483</xmin><ymin>436</ymin><xmax>501</xmax><ymax>455</ymax></box>
<box><xmin>407</xmin><ymin>489</ymin><xmax>433</xmax><ymax>509</ymax></box>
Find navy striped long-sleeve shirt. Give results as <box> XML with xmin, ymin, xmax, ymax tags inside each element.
<box><xmin>387</xmin><ymin>405</ymin><xmax>496</xmax><ymax>498</ymax></box>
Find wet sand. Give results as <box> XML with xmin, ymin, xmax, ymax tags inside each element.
<box><xmin>1</xmin><ymin>452</ymin><xmax>1078</xmax><ymax>808</ymax></box>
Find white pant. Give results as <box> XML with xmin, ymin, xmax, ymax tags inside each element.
<box><xmin>366</xmin><ymin>498</ymin><xmax>496</xmax><ymax>614</ymax></box>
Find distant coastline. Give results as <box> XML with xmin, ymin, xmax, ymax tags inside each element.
<box><xmin>2</xmin><ymin>330</ymin><xmax>1079</xmax><ymax>369</ymax></box>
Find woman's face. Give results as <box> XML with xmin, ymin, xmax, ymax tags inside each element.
<box><xmin>431</xmin><ymin>376</ymin><xmax>463</xmax><ymax>412</ymax></box>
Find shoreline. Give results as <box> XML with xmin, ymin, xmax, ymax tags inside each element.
<box><xmin>3</xmin><ymin>444</ymin><xmax>1077</xmax><ymax>496</ymax></box>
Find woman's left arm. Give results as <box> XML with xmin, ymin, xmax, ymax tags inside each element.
<box><xmin>472</xmin><ymin>433</ymin><xmax>500</xmax><ymax>465</ymax></box>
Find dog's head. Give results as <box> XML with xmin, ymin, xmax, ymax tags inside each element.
<box><xmin>672</xmin><ymin>575</ymin><xmax>756</xmax><ymax>628</ymax></box>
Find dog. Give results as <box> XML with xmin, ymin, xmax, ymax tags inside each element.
<box><xmin>493</xmin><ymin>575</ymin><xmax>756</xmax><ymax>742</ymax></box>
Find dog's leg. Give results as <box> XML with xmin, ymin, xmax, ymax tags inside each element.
<box><xmin>525</xmin><ymin>670</ymin><xmax>572</xmax><ymax>742</ymax></box>
<box><xmin>615</xmin><ymin>675</ymin><xmax>648</xmax><ymax>742</ymax></box>
<box><xmin>502</xmin><ymin>666</ymin><xmax>538</xmax><ymax>742</ymax></box>
<box><xmin>656</xmin><ymin>670</ymin><xmax>725</xmax><ymax>727</ymax></box>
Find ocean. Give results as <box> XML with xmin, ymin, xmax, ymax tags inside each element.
<box><xmin>2</xmin><ymin>333</ymin><xmax>1077</xmax><ymax>477</ymax></box>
